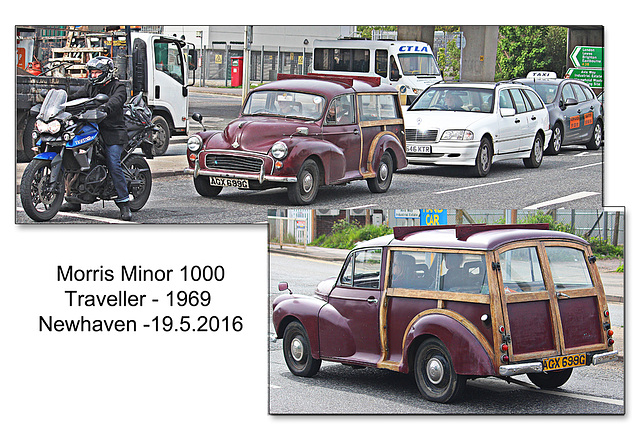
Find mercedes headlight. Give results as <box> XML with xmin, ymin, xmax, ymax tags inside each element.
<box><xmin>441</xmin><ymin>129</ymin><xmax>474</xmax><ymax>141</ymax></box>
<box><xmin>271</xmin><ymin>141</ymin><xmax>288</xmax><ymax>160</ymax></box>
<box><xmin>187</xmin><ymin>134</ymin><xmax>203</xmax><ymax>152</ymax></box>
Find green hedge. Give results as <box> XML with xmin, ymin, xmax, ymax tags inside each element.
<box><xmin>311</xmin><ymin>219</ymin><xmax>392</xmax><ymax>250</ymax></box>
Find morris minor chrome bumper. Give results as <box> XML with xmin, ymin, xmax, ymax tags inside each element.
<box><xmin>499</xmin><ymin>350</ymin><xmax>619</xmax><ymax>376</ymax></box>
<box><xmin>184</xmin><ymin>162</ymin><xmax>297</xmax><ymax>183</ymax></box>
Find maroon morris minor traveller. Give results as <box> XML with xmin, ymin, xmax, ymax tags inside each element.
<box><xmin>185</xmin><ymin>74</ymin><xmax>407</xmax><ymax>205</ymax></box>
<box><xmin>272</xmin><ymin>224</ymin><xmax>618</xmax><ymax>403</ymax></box>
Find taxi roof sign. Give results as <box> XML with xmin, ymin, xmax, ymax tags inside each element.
<box><xmin>527</xmin><ymin>71</ymin><xmax>557</xmax><ymax>79</ymax></box>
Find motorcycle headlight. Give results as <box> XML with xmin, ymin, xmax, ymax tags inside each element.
<box><xmin>441</xmin><ymin>129</ymin><xmax>474</xmax><ymax>141</ymax></box>
<box><xmin>187</xmin><ymin>135</ymin><xmax>203</xmax><ymax>152</ymax></box>
<box><xmin>271</xmin><ymin>141</ymin><xmax>288</xmax><ymax>160</ymax></box>
<box><xmin>35</xmin><ymin>119</ymin><xmax>62</xmax><ymax>134</ymax></box>
<box><xmin>35</xmin><ymin>120</ymin><xmax>48</xmax><ymax>133</ymax></box>
<box><xmin>48</xmin><ymin>120</ymin><xmax>61</xmax><ymax>134</ymax></box>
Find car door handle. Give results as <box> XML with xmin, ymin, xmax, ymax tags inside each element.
<box><xmin>353</xmin><ymin>129</ymin><xmax>360</xmax><ymax>135</ymax></box>
<box><xmin>556</xmin><ymin>292</ymin><xmax>570</xmax><ymax>299</ymax></box>
<box><xmin>367</xmin><ymin>296</ymin><xmax>378</xmax><ymax>304</ymax></box>
<box><xmin>531</xmin><ymin>115</ymin><xmax>537</xmax><ymax>121</ymax></box>
<box><xmin>577</xmin><ymin>109</ymin><xmax>582</xmax><ymax>114</ymax></box>
<box><xmin>515</xmin><ymin>118</ymin><xmax>520</xmax><ymax>123</ymax></box>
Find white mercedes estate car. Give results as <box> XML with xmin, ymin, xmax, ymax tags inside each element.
<box><xmin>403</xmin><ymin>82</ymin><xmax>551</xmax><ymax>176</ymax></box>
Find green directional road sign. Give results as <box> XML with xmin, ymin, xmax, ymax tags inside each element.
<box><xmin>566</xmin><ymin>68</ymin><xmax>603</xmax><ymax>89</ymax></box>
<box><xmin>570</xmin><ymin>46</ymin><xmax>604</xmax><ymax>68</ymax></box>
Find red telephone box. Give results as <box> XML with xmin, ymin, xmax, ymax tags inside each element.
<box><xmin>231</xmin><ymin>57</ymin><xmax>243</xmax><ymax>87</ymax></box>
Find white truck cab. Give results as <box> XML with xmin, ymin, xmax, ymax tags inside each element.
<box><xmin>312</xmin><ymin>39</ymin><xmax>442</xmax><ymax>104</ymax></box>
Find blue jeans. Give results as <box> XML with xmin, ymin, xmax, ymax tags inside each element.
<box><xmin>103</xmin><ymin>144</ymin><xmax>129</xmax><ymax>203</ymax></box>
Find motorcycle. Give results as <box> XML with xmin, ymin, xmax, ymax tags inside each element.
<box><xmin>20</xmin><ymin>89</ymin><xmax>155</xmax><ymax>222</ymax></box>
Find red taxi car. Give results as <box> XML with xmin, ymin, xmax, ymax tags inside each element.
<box><xmin>185</xmin><ymin>74</ymin><xmax>407</xmax><ymax>205</ymax></box>
<box><xmin>272</xmin><ymin>224</ymin><xmax>618</xmax><ymax>403</ymax></box>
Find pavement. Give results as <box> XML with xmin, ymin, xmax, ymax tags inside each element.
<box><xmin>269</xmin><ymin>243</ymin><xmax>625</xmax><ymax>360</ymax></box>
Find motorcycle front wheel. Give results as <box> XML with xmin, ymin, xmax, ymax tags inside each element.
<box><xmin>123</xmin><ymin>155</ymin><xmax>152</xmax><ymax>211</ymax></box>
<box><xmin>20</xmin><ymin>159</ymin><xmax>65</xmax><ymax>222</ymax></box>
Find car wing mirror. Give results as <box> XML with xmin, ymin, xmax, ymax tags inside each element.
<box><xmin>192</xmin><ymin>112</ymin><xmax>206</xmax><ymax>132</ymax></box>
<box><xmin>278</xmin><ymin>282</ymin><xmax>292</xmax><ymax>294</ymax></box>
<box><xmin>500</xmin><ymin>107</ymin><xmax>516</xmax><ymax>117</ymax></box>
<box><xmin>564</xmin><ymin>98</ymin><xmax>578</xmax><ymax>107</ymax></box>
<box><xmin>295</xmin><ymin>127</ymin><xmax>309</xmax><ymax>136</ymax></box>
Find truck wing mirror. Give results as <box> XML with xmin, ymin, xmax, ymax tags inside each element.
<box><xmin>188</xmin><ymin>48</ymin><xmax>198</xmax><ymax>71</ymax></box>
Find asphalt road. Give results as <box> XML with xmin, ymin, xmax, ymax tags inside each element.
<box><xmin>268</xmin><ymin>253</ymin><xmax>624</xmax><ymax>415</ymax></box>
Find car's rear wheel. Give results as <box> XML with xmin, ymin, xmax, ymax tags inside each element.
<box><xmin>586</xmin><ymin>120</ymin><xmax>603</xmax><ymax>150</ymax></box>
<box><xmin>367</xmin><ymin>151</ymin><xmax>393</xmax><ymax>193</ymax></box>
<box><xmin>523</xmin><ymin>133</ymin><xmax>543</xmax><ymax>168</ymax></box>
<box><xmin>546</xmin><ymin>123</ymin><xmax>563</xmax><ymax>155</ymax></box>
<box><xmin>282</xmin><ymin>321</ymin><xmax>321</xmax><ymax>377</ymax></box>
<box><xmin>414</xmin><ymin>338</ymin><xmax>466</xmax><ymax>403</ymax></box>
<box><xmin>527</xmin><ymin>368</ymin><xmax>573</xmax><ymax>389</ymax></box>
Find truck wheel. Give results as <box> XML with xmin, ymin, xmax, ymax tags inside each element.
<box><xmin>414</xmin><ymin>338</ymin><xmax>466</xmax><ymax>403</ymax></box>
<box><xmin>527</xmin><ymin>368</ymin><xmax>573</xmax><ymax>389</ymax></box>
<box><xmin>150</xmin><ymin>115</ymin><xmax>170</xmax><ymax>156</ymax></box>
<box><xmin>283</xmin><ymin>321</ymin><xmax>321</xmax><ymax>377</ymax></box>
<box><xmin>287</xmin><ymin>159</ymin><xmax>320</xmax><ymax>205</ymax></box>
<box><xmin>194</xmin><ymin>175</ymin><xmax>223</xmax><ymax>197</ymax></box>
<box><xmin>367</xmin><ymin>151</ymin><xmax>394</xmax><ymax>193</ymax></box>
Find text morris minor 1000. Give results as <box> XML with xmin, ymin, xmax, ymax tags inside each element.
<box><xmin>185</xmin><ymin>74</ymin><xmax>408</xmax><ymax>205</ymax></box>
<box><xmin>272</xmin><ymin>224</ymin><xmax>617</xmax><ymax>403</ymax></box>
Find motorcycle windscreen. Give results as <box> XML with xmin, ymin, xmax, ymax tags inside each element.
<box><xmin>38</xmin><ymin>89</ymin><xmax>68</xmax><ymax>122</ymax></box>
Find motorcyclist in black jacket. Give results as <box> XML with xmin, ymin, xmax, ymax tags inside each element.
<box><xmin>60</xmin><ymin>56</ymin><xmax>133</xmax><ymax>221</ymax></box>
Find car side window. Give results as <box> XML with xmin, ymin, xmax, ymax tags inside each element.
<box><xmin>562</xmin><ymin>84</ymin><xmax>575</xmax><ymax>101</ymax></box>
<box><xmin>509</xmin><ymin>89</ymin><xmax>529</xmax><ymax>113</ymax></box>
<box><xmin>499</xmin><ymin>247</ymin><xmax>545</xmax><ymax>293</ymax></box>
<box><xmin>572</xmin><ymin>83</ymin><xmax>587</xmax><ymax>103</ymax></box>
<box><xmin>375</xmin><ymin>49</ymin><xmax>388</xmax><ymax>78</ymax></box>
<box><xmin>546</xmin><ymin>247</ymin><xmax>594</xmax><ymax>290</ymax></box>
<box><xmin>523</xmin><ymin>89</ymin><xmax>544</xmax><ymax>110</ymax></box>
<box><xmin>499</xmin><ymin>89</ymin><xmax>514</xmax><ymax>109</ymax></box>
<box><xmin>390</xmin><ymin>250</ymin><xmax>439</xmax><ymax>290</ymax></box>
<box><xmin>325</xmin><ymin>94</ymin><xmax>355</xmax><ymax>125</ymax></box>
<box><xmin>340</xmin><ymin>248</ymin><xmax>382</xmax><ymax>289</ymax></box>
<box><xmin>358</xmin><ymin>94</ymin><xmax>400</xmax><ymax>121</ymax></box>
<box><xmin>581</xmin><ymin>85</ymin><xmax>595</xmax><ymax>100</ymax></box>
<box><xmin>438</xmin><ymin>253</ymin><xmax>488</xmax><ymax>294</ymax></box>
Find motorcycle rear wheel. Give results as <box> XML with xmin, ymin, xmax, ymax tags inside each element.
<box><xmin>20</xmin><ymin>159</ymin><xmax>65</xmax><ymax>222</ymax></box>
<box><xmin>123</xmin><ymin>155</ymin><xmax>152</xmax><ymax>211</ymax></box>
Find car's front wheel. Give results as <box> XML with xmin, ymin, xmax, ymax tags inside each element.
<box><xmin>287</xmin><ymin>159</ymin><xmax>320</xmax><ymax>205</ymax></box>
<box><xmin>527</xmin><ymin>368</ymin><xmax>573</xmax><ymax>389</ymax></box>
<box><xmin>282</xmin><ymin>321</ymin><xmax>321</xmax><ymax>377</ymax></box>
<box><xmin>414</xmin><ymin>338</ymin><xmax>466</xmax><ymax>403</ymax></box>
<box><xmin>193</xmin><ymin>175</ymin><xmax>223</xmax><ymax>197</ymax></box>
<box><xmin>473</xmin><ymin>138</ymin><xmax>492</xmax><ymax>177</ymax></box>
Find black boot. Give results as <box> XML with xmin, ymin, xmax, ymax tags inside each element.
<box><xmin>116</xmin><ymin>201</ymin><xmax>132</xmax><ymax>221</ymax></box>
<box><xmin>60</xmin><ymin>202</ymin><xmax>81</xmax><ymax>212</ymax></box>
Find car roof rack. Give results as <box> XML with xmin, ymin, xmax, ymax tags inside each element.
<box><xmin>393</xmin><ymin>223</ymin><xmax>550</xmax><ymax>241</ymax></box>
<box><xmin>277</xmin><ymin>73</ymin><xmax>381</xmax><ymax>88</ymax></box>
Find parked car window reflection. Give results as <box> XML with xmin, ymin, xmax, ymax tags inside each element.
<box><xmin>341</xmin><ymin>249</ymin><xmax>382</xmax><ymax>289</ymax></box>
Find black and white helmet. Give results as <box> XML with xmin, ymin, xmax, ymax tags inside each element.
<box><xmin>86</xmin><ymin>56</ymin><xmax>115</xmax><ymax>85</ymax></box>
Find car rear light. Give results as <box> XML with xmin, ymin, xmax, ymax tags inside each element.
<box><xmin>608</xmin><ymin>329</ymin><xmax>614</xmax><ymax>337</ymax></box>
<box><xmin>501</xmin><ymin>354</ymin><xmax>509</xmax><ymax>363</ymax></box>
<box><xmin>608</xmin><ymin>338</ymin><xmax>615</xmax><ymax>346</ymax></box>
<box><xmin>499</xmin><ymin>325</ymin><xmax>505</xmax><ymax>333</ymax></box>
<box><xmin>501</xmin><ymin>344</ymin><xmax>509</xmax><ymax>352</ymax></box>
<box><xmin>604</xmin><ymin>309</ymin><xmax>610</xmax><ymax>317</ymax></box>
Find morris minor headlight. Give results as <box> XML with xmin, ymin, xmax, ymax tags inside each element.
<box><xmin>271</xmin><ymin>141</ymin><xmax>288</xmax><ymax>160</ymax></box>
<box><xmin>441</xmin><ymin>129</ymin><xmax>474</xmax><ymax>141</ymax></box>
<box><xmin>187</xmin><ymin>134</ymin><xmax>203</xmax><ymax>152</ymax></box>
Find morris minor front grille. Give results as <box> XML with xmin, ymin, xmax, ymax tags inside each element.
<box><xmin>205</xmin><ymin>154</ymin><xmax>263</xmax><ymax>173</ymax></box>
<box><xmin>406</xmin><ymin>129</ymin><xmax>438</xmax><ymax>142</ymax></box>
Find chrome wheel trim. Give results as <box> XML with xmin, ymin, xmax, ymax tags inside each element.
<box><xmin>291</xmin><ymin>337</ymin><xmax>304</xmax><ymax>362</ymax></box>
<box><xmin>427</xmin><ymin>357</ymin><xmax>445</xmax><ymax>385</ymax></box>
<box><xmin>301</xmin><ymin>172</ymin><xmax>314</xmax><ymax>194</ymax></box>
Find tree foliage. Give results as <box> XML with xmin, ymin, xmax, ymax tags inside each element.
<box><xmin>495</xmin><ymin>26</ymin><xmax>567</xmax><ymax>80</ymax></box>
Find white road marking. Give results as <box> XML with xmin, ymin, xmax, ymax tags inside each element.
<box><xmin>434</xmin><ymin>178</ymin><xmax>522</xmax><ymax>195</ymax></box>
<box><xmin>16</xmin><ymin>207</ymin><xmax>137</xmax><ymax>224</ymax></box>
<box><xmin>524</xmin><ymin>191</ymin><xmax>600</xmax><ymax>209</ymax></box>
<box><xmin>503</xmin><ymin>377</ymin><xmax>624</xmax><ymax>406</ymax></box>
<box><xmin>569</xmin><ymin>162</ymin><xmax>603</xmax><ymax>170</ymax></box>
